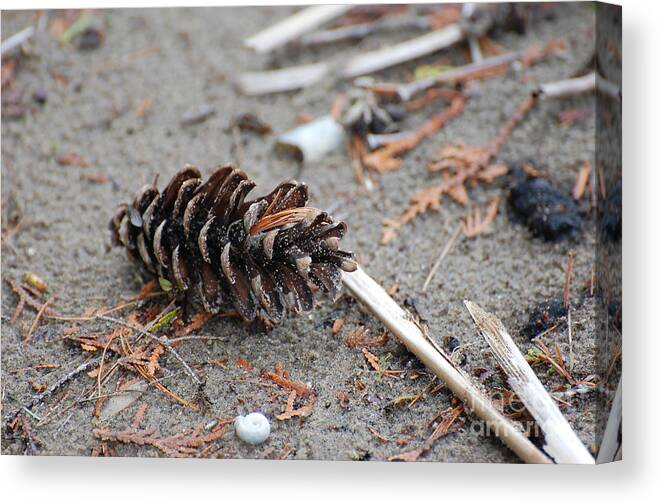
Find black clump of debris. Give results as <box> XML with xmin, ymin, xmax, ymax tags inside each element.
<box><xmin>599</xmin><ymin>181</ymin><xmax>622</xmax><ymax>242</ymax></box>
<box><xmin>523</xmin><ymin>298</ymin><xmax>566</xmax><ymax>340</ymax></box>
<box><xmin>77</xmin><ymin>28</ymin><xmax>104</xmax><ymax>50</ymax></box>
<box><xmin>508</xmin><ymin>178</ymin><xmax>582</xmax><ymax>241</ymax></box>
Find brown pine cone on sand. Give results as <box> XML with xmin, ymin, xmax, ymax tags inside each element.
<box><xmin>109</xmin><ymin>164</ymin><xmax>357</xmax><ymax>327</ymax></box>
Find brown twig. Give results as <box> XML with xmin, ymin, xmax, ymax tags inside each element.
<box><xmin>24</xmin><ymin>294</ymin><xmax>58</xmax><ymax>344</ymax></box>
<box><xmin>573</xmin><ymin>161</ymin><xmax>591</xmax><ymax>200</ymax></box>
<box><xmin>363</xmin><ymin>93</ymin><xmax>467</xmax><ymax>174</ymax></box>
<box><xmin>95</xmin><ymin>314</ymin><xmax>203</xmax><ymax>387</ymax></box>
<box><xmin>388</xmin><ymin>404</ymin><xmax>464</xmax><ymax>461</ymax></box>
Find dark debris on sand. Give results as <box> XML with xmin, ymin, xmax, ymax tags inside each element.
<box><xmin>522</xmin><ymin>298</ymin><xmax>566</xmax><ymax>340</ymax></box>
<box><xmin>508</xmin><ymin>178</ymin><xmax>583</xmax><ymax>242</ymax></box>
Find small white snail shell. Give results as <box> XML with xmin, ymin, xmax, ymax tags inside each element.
<box><xmin>234</xmin><ymin>412</ymin><xmax>271</xmax><ymax>445</ymax></box>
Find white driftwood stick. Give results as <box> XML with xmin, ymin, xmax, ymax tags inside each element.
<box><xmin>1</xmin><ymin>25</ymin><xmax>35</xmax><ymax>56</ymax></box>
<box><xmin>464</xmin><ymin>301</ymin><xmax>595</xmax><ymax>464</ymax></box>
<box><xmin>394</xmin><ymin>48</ymin><xmax>531</xmax><ymax>101</ymax></box>
<box><xmin>596</xmin><ymin>73</ymin><xmax>621</xmax><ymax>101</ymax></box>
<box><xmin>342</xmin><ymin>23</ymin><xmax>464</xmax><ymax>78</ymax></box>
<box><xmin>342</xmin><ymin>268</ymin><xmax>551</xmax><ymax>464</ymax></box>
<box><xmin>237</xmin><ymin>62</ymin><xmax>329</xmax><ymax>96</ymax></box>
<box><xmin>538</xmin><ymin>72</ymin><xmax>596</xmax><ymax>99</ymax></box>
<box><xmin>596</xmin><ymin>377</ymin><xmax>622</xmax><ymax>463</ymax></box>
<box><xmin>244</xmin><ymin>5</ymin><xmax>351</xmax><ymax>54</ymax></box>
<box><xmin>298</xmin><ymin>15</ymin><xmax>432</xmax><ymax>47</ymax></box>
<box><xmin>238</xmin><ymin>24</ymin><xmax>464</xmax><ymax>96</ymax></box>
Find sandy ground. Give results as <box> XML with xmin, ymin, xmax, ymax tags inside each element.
<box><xmin>1</xmin><ymin>4</ymin><xmax>618</xmax><ymax>462</ymax></box>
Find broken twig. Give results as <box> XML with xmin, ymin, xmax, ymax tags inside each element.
<box><xmin>422</xmin><ymin>225</ymin><xmax>462</xmax><ymax>292</ymax></box>
<box><xmin>239</xmin><ymin>24</ymin><xmax>464</xmax><ymax>95</ymax></box>
<box><xmin>464</xmin><ymin>301</ymin><xmax>594</xmax><ymax>464</ymax></box>
<box><xmin>342</xmin><ymin>268</ymin><xmax>551</xmax><ymax>464</ymax></box>
<box><xmin>245</xmin><ymin>5</ymin><xmax>351</xmax><ymax>54</ymax></box>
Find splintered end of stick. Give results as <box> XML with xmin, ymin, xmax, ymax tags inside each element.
<box><xmin>464</xmin><ymin>300</ymin><xmax>594</xmax><ymax>465</ymax></box>
<box><xmin>463</xmin><ymin>300</ymin><xmax>508</xmax><ymax>344</ymax></box>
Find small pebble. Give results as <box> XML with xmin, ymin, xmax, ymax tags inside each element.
<box><xmin>234</xmin><ymin>412</ymin><xmax>270</xmax><ymax>445</ymax></box>
<box><xmin>32</xmin><ymin>89</ymin><xmax>48</xmax><ymax>104</ymax></box>
<box><xmin>77</xmin><ymin>28</ymin><xmax>103</xmax><ymax>50</ymax></box>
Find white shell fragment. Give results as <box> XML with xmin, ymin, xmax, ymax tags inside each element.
<box><xmin>276</xmin><ymin>115</ymin><xmax>345</xmax><ymax>164</ymax></box>
<box><xmin>234</xmin><ymin>412</ymin><xmax>271</xmax><ymax>445</ymax></box>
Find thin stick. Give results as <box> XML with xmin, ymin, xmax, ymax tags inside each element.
<box><xmin>245</xmin><ymin>5</ymin><xmax>351</xmax><ymax>54</ymax></box>
<box><xmin>45</xmin><ymin>292</ymin><xmax>166</xmax><ymax>322</ymax></box>
<box><xmin>538</xmin><ymin>72</ymin><xmax>596</xmax><ymax>99</ymax></box>
<box><xmin>238</xmin><ymin>62</ymin><xmax>329</xmax><ymax>96</ymax></box>
<box><xmin>563</xmin><ymin>251</ymin><xmax>575</xmax><ymax>308</ymax></box>
<box><xmin>297</xmin><ymin>15</ymin><xmax>432</xmax><ymax>47</ymax></box>
<box><xmin>23</xmin><ymin>356</ymin><xmax>103</xmax><ymax>411</ymax></box>
<box><xmin>342</xmin><ymin>23</ymin><xmax>464</xmax><ymax>79</ymax></box>
<box><xmin>24</xmin><ymin>295</ymin><xmax>58</xmax><ymax>344</ymax></box>
<box><xmin>464</xmin><ymin>300</ymin><xmax>594</xmax><ymax>464</ymax></box>
<box><xmin>342</xmin><ymin>268</ymin><xmax>551</xmax><ymax>464</ymax></box>
<box><xmin>392</xmin><ymin>45</ymin><xmax>548</xmax><ymax>101</ymax></box>
<box><xmin>422</xmin><ymin>225</ymin><xmax>462</xmax><ymax>292</ymax></box>
<box><xmin>96</xmin><ymin>315</ymin><xmax>202</xmax><ymax>386</ymax></box>
<box><xmin>1</xmin><ymin>25</ymin><xmax>35</xmax><ymax>55</ymax></box>
<box><xmin>596</xmin><ymin>73</ymin><xmax>621</xmax><ymax>101</ymax></box>
<box><xmin>563</xmin><ymin>251</ymin><xmax>576</xmax><ymax>372</ymax></box>
<box><xmin>238</xmin><ymin>24</ymin><xmax>464</xmax><ymax>96</ymax></box>
<box><xmin>567</xmin><ymin>307</ymin><xmax>574</xmax><ymax>374</ymax></box>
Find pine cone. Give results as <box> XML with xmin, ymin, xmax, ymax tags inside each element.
<box><xmin>110</xmin><ymin>164</ymin><xmax>357</xmax><ymax>325</ymax></box>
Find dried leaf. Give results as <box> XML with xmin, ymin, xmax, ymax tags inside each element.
<box><xmin>382</xmin><ymin>93</ymin><xmax>534</xmax><ymax>243</ymax></box>
<box><xmin>522</xmin><ymin>162</ymin><xmax>545</xmax><ymax>178</ymax></box>
<box><xmin>362</xmin><ymin>348</ymin><xmax>380</xmax><ymax>371</ymax></box>
<box><xmin>146</xmin><ymin>346</ymin><xmax>164</xmax><ymax>376</ymax></box>
<box><xmin>234</xmin><ymin>113</ymin><xmax>272</xmax><ymax>134</ymax></box>
<box><xmin>331</xmin><ymin>318</ymin><xmax>345</xmax><ymax>335</ymax></box>
<box><xmin>363</xmin><ymin>95</ymin><xmax>466</xmax><ymax>174</ymax></box>
<box><xmin>28</xmin><ymin>380</ymin><xmax>47</xmax><ymax>393</ymax></box>
<box><xmin>131</xmin><ymin>404</ymin><xmax>149</xmax><ymax>429</ymax></box>
<box><xmin>80</xmin><ymin>173</ymin><xmax>109</xmax><ymax>184</ymax></box>
<box><xmin>93</xmin><ymin>423</ymin><xmax>228</xmax><ymax>458</ymax></box>
<box><xmin>135</xmin><ymin>98</ymin><xmax>152</xmax><ymax>118</ymax></box>
<box><xmin>346</xmin><ymin>328</ymin><xmax>389</xmax><ymax>348</ymax></box>
<box><xmin>262</xmin><ymin>362</ymin><xmax>313</xmax><ymax>397</ymax></box>
<box><xmin>235</xmin><ymin>357</ymin><xmax>253</xmax><ymax>372</ymax></box>
<box><xmin>57</xmin><ymin>152</ymin><xmax>89</xmax><ymax>167</ymax></box>
<box><xmin>172</xmin><ymin>311</ymin><xmax>214</xmax><ymax>337</ymax></box>
<box><xmin>461</xmin><ymin>196</ymin><xmax>500</xmax><ymax>238</ymax></box>
<box><xmin>388</xmin><ymin>405</ymin><xmax>463</xmax><ymax>461</ymax></box>
<box><xmin>368</xmin><ymin>426</ymin><xmax>389</xmax><ymax>443</ymax></box>
<box><xmin>572</xmin><ymin>161</ymin><xmax>591</xmax><ymax>200</ymax></box>
<box><xmin>23</xmin><ymin>272</ymin><xmax>48</xmax><ymax>293</ymax></box>
<box><xmin>275</xmin><ymin>393</ymin><xmax>316</xmax><ymax>420</ymax></box>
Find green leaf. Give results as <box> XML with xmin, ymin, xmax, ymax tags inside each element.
<box><xmin>414</xmin><ymin>64</ymin><xmax>454</xmax><ymax>81</ymax></box>
<box><xmin>60</xmin><ymin>10</ymin><xmax>93</xmax><ymax>44</ymax></box>
<box><xmin>527</xmin><ymin>347</ymin><xmax>544</xmax><ymax>358</ymax></box>
<box><xmin>151</xmin><ymin>308</ymin><xmax>179</xmax><ymax>333</ymax></box>
<box><xmin>158</xmin><ymin>277</ymin><xmax>173</xmax><ymax>293</ymax></box>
